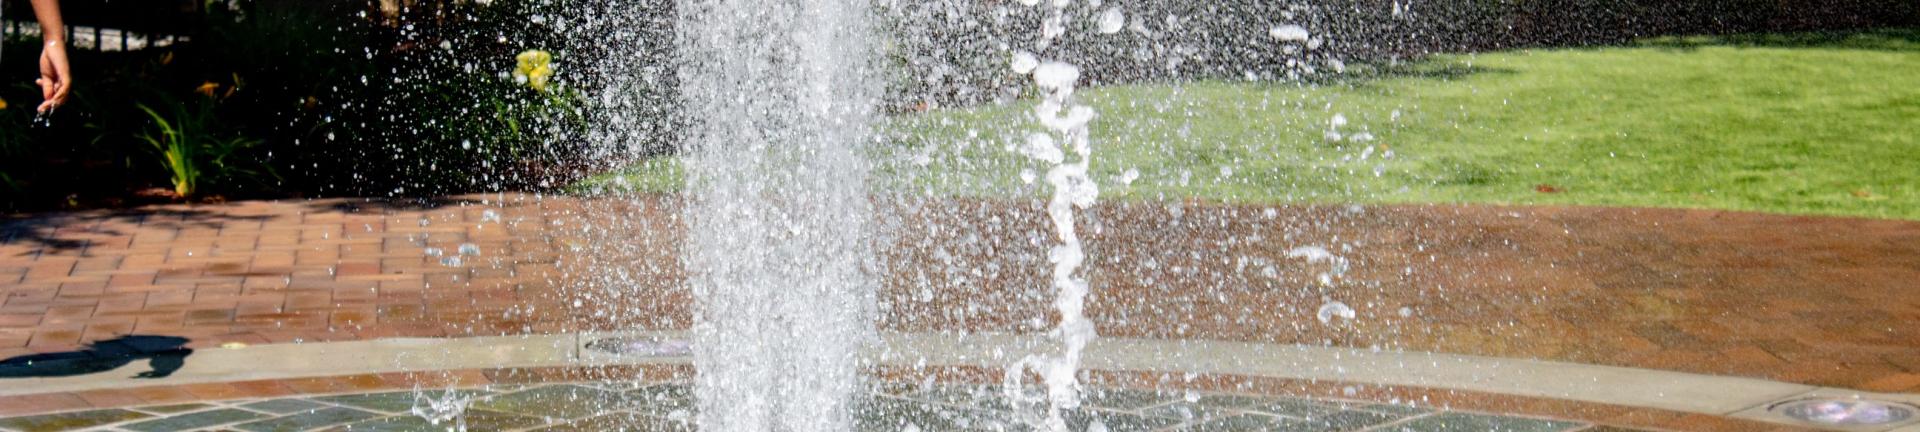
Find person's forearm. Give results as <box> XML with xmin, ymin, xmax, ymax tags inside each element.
<box><xmin>31</xmin><ymin>0</ymin><xmax>65</xmax><ymax>44</ymax></box>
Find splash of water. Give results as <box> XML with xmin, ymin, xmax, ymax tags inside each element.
<box><xmin>1002</xmin><ymin>0</ymin><xmax>1101</xmax><ymax>429</ymax></box>
<box><xmin>408</xmin><ymin>386</ymin><xmax>475</xmax><ymax>432</ymax></box>
<box><xmin>675</xmin><ymin>0</ymin><xmax>880</xmax><ymax>429</ymax></box>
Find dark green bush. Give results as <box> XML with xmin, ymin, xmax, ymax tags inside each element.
<box><xmin>0</xmin><ymin>42</ymin><xmax>176</xmax><ymax>208</ymax></box>
<box><xmin>282</xmin><ymin>0</ymin><xmax>597</xmax><ymax>196</ymax></box>
<box><xmin>5</xmin><ymin>0</ymin><xmax>1911</xmax><ymax>209</ymax></box>
<box><xmin>136</xmin><ymin>97</ymin><xmax>271</xmax><ymax>199</ymax></box>
<box><xmin>2</xmin><ymin>0</ymin><xmax>619</xmax><ymax>208</ymax></box>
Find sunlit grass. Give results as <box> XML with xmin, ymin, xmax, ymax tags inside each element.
<box><xmin>576</xmin><ymin>29</ymin><xmax>1920</xmax><ymax>220</ymax></box>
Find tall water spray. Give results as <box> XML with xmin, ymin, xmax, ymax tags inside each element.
<box><xmin>1004</xmin><ymin>0</ymin><xmax>1101</xmax><ymax>430</ymax></box>
<box><xmin>675</xmin><ymin>0</ymin><xmax>879</xmax><ymax>429</ymax></box>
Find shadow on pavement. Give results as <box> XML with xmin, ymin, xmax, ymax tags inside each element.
<box><xmin>0</xmin><ymin>208</ymin><xmax>276</xmax><ymax>256</ymax></box>
<box><xmin>0</xmin><ymin>335</ymin><xmax>194</xmax><ymax>379</ymax></box>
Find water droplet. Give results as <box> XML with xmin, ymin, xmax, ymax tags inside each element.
<box><xmin>1022</xmin><ymin>133</ymin><xmax>1064</xmax><ymax>164</ymax></box>
<box><xmin>1286</xmin><ymin>246</ymin><xmax>1336</xmax><ymax>262</ymax></box>
<box><xmin>1317</xmin><ymin>301</ymin><xmax>1356</xmax><ymax>324</ymax></box>
<box><xmin>410</xmin><ymin>389</ymin><xmax>474</xmax><ymax>426</ymax></box>
<box><xmin>1097</xmin><ymin>8</ymin><xmax>1125</xmax><ymax>34</ymax></box>
<box><xmin>1010</xmin><ymin>51</ymin><xmax>1040</xmax><ymax>74</ymax></box>
<box><xmin>1270</xmin><ymin>24</ymin><xmax>1310</xmax><ymax>42</ymax></box>
<box><xmin>1032</xmin><ymin>62</ymin><xmax>1081</xmax><ymax>90</ymax></box>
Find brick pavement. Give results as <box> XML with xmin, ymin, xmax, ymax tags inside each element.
<box><xmin>0</xmin><ymin>195</ymin><xmax>592</xmax><ymax>355</ymax></box>
<box><xmin>880</xmin><ymin>201</ymin><xmax>1920</xmax><ymax>392</ymax></box>
<box><xmin>2</xmin><ymin>194</ymin><xmax>1917</xmax><ymax>395</ymax></box>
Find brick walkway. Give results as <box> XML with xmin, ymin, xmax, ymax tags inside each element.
<box><xmin>0</xmin><ymin>195</ymin><xmax>594</xmax><ymax>353</ymax></box>
<box><xmin>2</xmin><ymin>194</ymin><xmax>1917</xmax><ymax>394</ymax></box>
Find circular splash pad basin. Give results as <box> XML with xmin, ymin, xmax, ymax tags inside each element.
<box><xmin>0</xmin><ymin>380</ymin><xmax>1607</xmax><ymax>431</ymax></box>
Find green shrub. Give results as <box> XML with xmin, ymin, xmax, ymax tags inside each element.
<box><xmin>0</xmin><ymin>93</ymin><xmax>24</xmax><ymax>194</ymax></box>
<box><xmin>136</xmin><ymin>98</ymin><xmax>271</xmax><ymax>198</ymax></box>
<box><xmin>255</xmin><ymin>0</ymin><xmax>600</xmax><ymax>195</ymax></box>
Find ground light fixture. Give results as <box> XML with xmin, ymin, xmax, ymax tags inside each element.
<box><xmin>1770</xmin><ymin>397</ymin><xmax>1917</xmax><ymax>427</ymax></box>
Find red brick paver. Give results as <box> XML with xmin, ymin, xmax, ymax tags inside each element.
<box><xmin>0</xmin><ymin>196</ymin><xmax>585</xmax><ymax>356</ymax></box>
<box><xmin>2</xmin><ymin>194</ymin><xmax>1917</xmax><ymax>395</ymax></box>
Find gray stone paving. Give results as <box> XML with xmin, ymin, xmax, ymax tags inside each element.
<box><xmin>0</xmin><ymin>381</ymin><xmax>1626</xmax><ymax>431</ymax></box>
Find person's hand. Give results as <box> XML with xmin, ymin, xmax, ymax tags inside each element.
<box><xmin>37</xmin><ymin>40</ymin><xmax>72</xmax><ymax>113</ymax></box>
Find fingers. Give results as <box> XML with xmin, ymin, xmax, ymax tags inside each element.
<box><xmin>36</xmin><ymin>44</ymin><xmax>72</xmax><ymax>113</ymax></box>
<box><xmin>47</xmin><ymin>88</ymin><xmax>69</xmax><ymax>113</ymax></box>
<box><xmin>34</xmin><ymin>77</ymin><xmax>68</xmax><ymax>114</ymax></box>
<box><xmin>52</xmin><ymin>76</ymin><xmax>71</xmax><ymax>102</ymax></box>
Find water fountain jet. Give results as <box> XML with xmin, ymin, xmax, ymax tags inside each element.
<box><xmin>673</xmin><ymin>0</ymin><xmax>881</xmax><ymax>429</ymax></box>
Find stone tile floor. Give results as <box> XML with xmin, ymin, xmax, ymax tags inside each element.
<box><xmin>0</xmin><ymin>381</ymin><xmax>1624</xmax><ymax>432</ymax></box>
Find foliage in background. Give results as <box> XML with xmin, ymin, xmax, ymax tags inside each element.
<box><xmin>0</xmin><ymin>90</ymin><xmax>24</xmax><ymax>193</ymax></box>
<box><xmin>3</xmin><ymin>0</ymin><xmax>1915</xmax><ymax>212</ymax></box>
<box><xmin>0</xmin><ymin>0</ymin><xmax>606</xmax><ymax>210</ymax></box>
<box><xmin>896</xmin><ymin>29</ymin><xmax>1920</xmax><ymax>219</ymax></box>
<box><xmin>137</xmin><ymin>98</ymin><xmax>269</xmax><ymax>198</ymax></box>
<box><xmin>582</xmin><ymin>29</ymin><xmax>1920</xmax><ymax>220</ymax></box>
<box><xmin>879</xmin><ymin>0</ymin><xmax>1920</xmax><ymax>108</ymax></box>
<box><xmin>0</xmin><ymin>43</ymin><xmax>164</xmax><ymax>208</ymax></box>
<box><xmin>297</xmin><ymin>0</ymin><xmax>594</xmax><ymax>196</ymax></box>
<box><xmin>184</xmin><ymin>0</ymin><xmax>594</xmax><ymax>197</ymax></box>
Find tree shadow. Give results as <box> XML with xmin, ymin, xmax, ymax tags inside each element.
<box><xmin>0</xmin><ymin>208</ymin><xmax>278</xmax><ymax>257</ymax></box>
<box><xmin>0</xmin><ymin>196</ymin><xmax>539</xmax><ymax>257</ymax></box>
<box><xmin>1639</xmin><ymin>28</ymin><xmax>1920</xmax><ymax>52</ymax></box>
<box><xmin>0</xmin><ymin>335</ymin><xmax>194</xmax><ymax>379</ymax></box>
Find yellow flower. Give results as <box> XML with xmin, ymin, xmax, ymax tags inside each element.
<box><xmin>195</xmin><ymin>82</ymin><xmax>222</xmax><ymax>98</ymax></box>
<box><xmin>513</xmin><ymin>49</ymin><xmax>555</xmax><ymax>92</ymax></box>
<box><xmin>0</xmin><ymin>97</ymin><xmax>8</xmax><ymax>110</ymax></box>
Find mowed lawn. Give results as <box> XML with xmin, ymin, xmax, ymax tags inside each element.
<box><xmin>579</xmin><ymin>30</ymin><xmax>1920</xmax><ymax>219</ymax></box>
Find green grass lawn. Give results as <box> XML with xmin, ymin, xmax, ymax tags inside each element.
<box><xmin>576</xmin><ymin>30</ymin><xmax>1920</xmax><ymax>219</ymax></box>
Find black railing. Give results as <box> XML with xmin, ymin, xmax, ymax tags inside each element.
<box><xmin>2</xmin><ymin>0</ymin><xmax>200</xmax><ymax>51</ymax></box>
